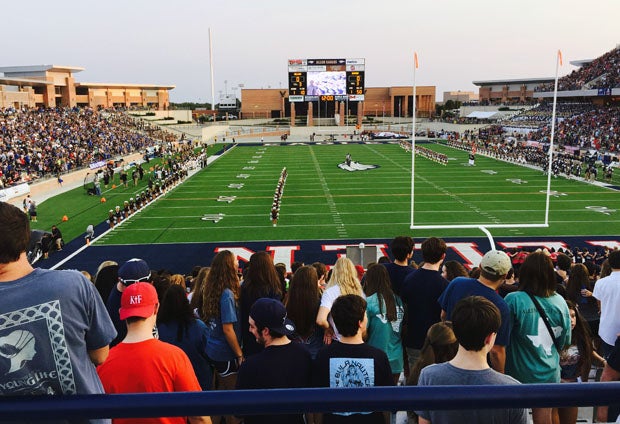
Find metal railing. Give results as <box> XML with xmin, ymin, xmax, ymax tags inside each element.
<box><xmin>1</xmin><ymin>383</ymin><xmax>619</xmax><ymax>421</ymax></box>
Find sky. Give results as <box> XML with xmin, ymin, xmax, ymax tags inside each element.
<box><xmin>2</xmin><ymin>0</ymin><xmax>619</xmax><ymax>102</ymax></box>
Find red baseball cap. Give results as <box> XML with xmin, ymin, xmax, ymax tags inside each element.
<box><xmin>119</xmin><ymin>282</ymin><xmax>158</xmax><ymax>320</ymax></box>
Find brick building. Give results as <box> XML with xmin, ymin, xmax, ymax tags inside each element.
<box><xmin>240</xmin><ymin>85</ymin><xmax>435</xmax><ymax>120</ymax></box>
<box><xmin>473</xmin><ymin>78</ymin><xmax>553</xmax><ymax>104</ymax></box>
<box><xmin>0</xmin><ymin>65</ymin><xmax>173</xmax><ymax>110</ymax></box>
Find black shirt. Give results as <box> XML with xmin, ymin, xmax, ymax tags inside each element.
<box><xmin>236</xmin><ymin>342</ymin><xmax>312</xmax><ymax>424</ymax></box>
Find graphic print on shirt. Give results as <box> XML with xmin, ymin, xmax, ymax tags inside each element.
<box><xmin>374</xmin><ymin>304</ymin><xmax>405</xmax><ymax>333</ymax></box>
<box><xmin>330</xmin><ymin>358</ymin><xmax>375</xmax><ymax>388</ymax></box>
<box><xmin>527</xmin><ymin>317</ymin><xmax>563</xmax><ymax>356</ymax></box>
<box><xmin>0</xmin><ymin>301</ymin><xmax>75</xmax><ymax>395</ymax></box>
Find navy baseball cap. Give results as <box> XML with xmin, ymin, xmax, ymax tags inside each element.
<box><xmin>250</xmin><ymin>298</ymin><xmax>295</xmax><ymax>336</ymax></box>
<box><xmin>118</xmin><ymin>258</ymin><xmax>151</xmax><ymax>286</ymax></box>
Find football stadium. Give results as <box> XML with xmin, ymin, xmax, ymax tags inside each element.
<box><xmin>2</xmin><ymin>42</ymin><xmax>620</xmax><ymax>422</ymax></box>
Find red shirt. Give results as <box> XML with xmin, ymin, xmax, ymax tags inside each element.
<box><xmin>98</xmin><ymin>338</ymin><xmax>202</xmax><ymax>424</ymax></box>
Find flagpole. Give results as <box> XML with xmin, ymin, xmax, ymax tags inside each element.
<box><xmin>544</xmin><ymin>50</ymin><xmax>561</xmax><ymax>226</ymax></box>
<box><xmin>410</xmin><ymin>53</ymin><xmax>418</xmax><ymax>229</ymax></box>
<box><xmin>209</xmin><ymin>28</ymin><xmax>215</xmax><ymax>115</ymax></box>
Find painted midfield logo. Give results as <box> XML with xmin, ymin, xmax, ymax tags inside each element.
<box><xmin>337</xmin><ymin>161</ymin><xmax>380</xmax><ymax>172</ymax></box>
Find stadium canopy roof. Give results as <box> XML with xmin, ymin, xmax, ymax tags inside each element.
<box><xmin>472</xmin><ymin>77</ymin><xmax>554</xmax><ymax>86</ymax></box>
<box><xmin>77</xmin><ymin>82</ymin><xmax>176</xmax><ymax>90</ymax></box>
<box><xmin>569</xmin><ymin>59</ymin><xmax>593</xmax><ymax>67</ymax></box>
<box><xmin>466</xmin><ymin>111</ymin><xmax>500</xmax><ymax>119</ymax></box>
<box><xmin>0</xmin><ymin>65</ymin><xmax>85</xmax><ymax>74</ymax></box>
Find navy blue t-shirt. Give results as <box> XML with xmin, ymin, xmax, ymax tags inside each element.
<box><xmin>438</xmin><ymin>277</ymin><xmax>511</xmax><ymax>346</ymax></box>
<box><xmin>401</xmin><ymin>268</ymin><xmax>449</xmax><ymax>349</ymax></box>
<box><xmin>383</xmin><ymin>263</ymin><xmax>415</xmax><ymax>297</ymax></box>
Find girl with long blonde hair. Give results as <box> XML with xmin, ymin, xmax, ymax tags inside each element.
<box><xmin>316</xmin><ymin>257</ymin><xmax>364</xmax><ymax>343</ymax></box>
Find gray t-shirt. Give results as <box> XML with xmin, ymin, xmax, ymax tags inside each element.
<box><xmin>0</xmin><ymin>268</ymin><xmax>117</xmax><ymax>399</ymax></box>
<box><xmin>415</xmin><ymin>362</ymin><xmax>527</xmax><ymax>424</ymax></box>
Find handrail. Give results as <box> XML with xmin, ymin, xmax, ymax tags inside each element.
<box><xmin>1</xmin><ymin>383</ymin><xmax>619</xmax><ymax>421</ymax></box>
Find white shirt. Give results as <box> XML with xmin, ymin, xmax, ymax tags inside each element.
<box><xmin>593</xmin><ymin>270</ymin><xmax>620</xmax><ymax>345</ymax></box>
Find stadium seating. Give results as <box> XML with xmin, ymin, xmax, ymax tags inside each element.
<box><xmin>0</xmin><ymin>107</ymin><xmax>178</xmax><ymax>187</ymax></box>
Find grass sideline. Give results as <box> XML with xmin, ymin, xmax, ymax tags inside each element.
<box><xmin>84</xmin><ymin>141</ymin><xmax>620</xmax><ymax>246</ymax></box>
<box><xmin>31</xmin><ymin>143</ymin><xmax>226</xmax><ymax>242</ymax></box>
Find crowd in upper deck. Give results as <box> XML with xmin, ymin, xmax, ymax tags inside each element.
<box><xmin>537</xmin><ymin>46</ymin><xmax>620</xmax><ymax>92</ymax></box>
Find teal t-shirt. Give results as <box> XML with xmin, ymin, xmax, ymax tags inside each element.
<box><xmin>505</xmin><ymin>291</ymin><xmax>571</xmax><ymax>383</ymax></box>
<box><xmin>365</xmin><ymin>293</ymin><xmax>405</xmax><ymax>374</ymax></box>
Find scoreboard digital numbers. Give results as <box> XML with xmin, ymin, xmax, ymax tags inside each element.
<box><xmin>288</xmin><ymin>58</ymin><xmax>365</xmax><ymax>102</ymax></box>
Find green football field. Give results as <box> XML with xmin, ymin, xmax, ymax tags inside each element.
<box><xmin>94</xmin><ymin>141</ymin><xmax>619</xmax><ymax>245</ymax></box>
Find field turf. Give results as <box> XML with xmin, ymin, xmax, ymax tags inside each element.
<box><xmin>92</xmin><ymin>141</ymin><xmax>619</xmax><ymax>246</ymax></box>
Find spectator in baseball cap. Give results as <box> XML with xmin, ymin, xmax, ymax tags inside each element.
<box><xmin>106</xmin><ymin>258</ymin><xmax>153</xmax><ymax>346</ymax></box>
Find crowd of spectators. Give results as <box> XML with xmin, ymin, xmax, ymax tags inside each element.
<box><xmin>536</xmin><ymin>46</ymin><xmax>620</xmax><ymax>92</ymax></box>
<box><xmin>499</xmin><ymin>102</ymin><xmax>597</xmax><ymax>130</ymax></box>
<box><xmin>0</xmin><ymin>106</ymin><xmax>179</xmax><ymax>188</ymax></box>
<box><xmin>83</xmin><ymin>239</ymin><xmax>618</xmax><ymax>423</ymax></box>
<box><xmin>528</xmin><ymin>105</ymin><xmax>620</xmax><ymax>151</ymax></box>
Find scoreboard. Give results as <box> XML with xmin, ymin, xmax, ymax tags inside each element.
<box><xmin>288</xmin><ymin>58</ymin><xmax>365</xmax><ymax>102</ymax></box>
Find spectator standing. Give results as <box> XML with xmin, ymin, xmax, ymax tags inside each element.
<box><xmin>401</xmin><ymin>237</ymin><xmax>449</xmax><ymax>370</ymax></box>
<box><xmin>441</xmin><ymin>260</ymin><xmax>468</xmax><ymax>282</ymax></box>
<box><xmin>504</xmin><ymin>251</ymin><xmax>571</xmax><ymax>424</ymax></box>
<box><xmin>236</xmin><ymin>298</ymin><xmax>312</xmax><ymax>424</ymax></box>
<box><xmin>28</xmin><ymin>199</ymin><xmax>37</xmax><ymax>222</ymax></box>
<box><xmin>316</xmin><ymin>257</ymin><xmax>364</xmax><ymax>343</ymax></box>
<box><xmin>93</xmin><ymin>260</ymin><xmax>119</xmax><ymax>303</ymax></box>
<box><xmin>157</xmin><ymin>285</ymin><xmax>213</xmax><ymax>391</ymax></box>
<box><xmin>415</xmin><ymin>296</ymin><xmax>527</xmax><ymax>424</ymax></box>
<box><xmin>196</xmin><ymin>250</ymin><xmax>243</xmax><ymax>424</ymax></box>
<box><xmin>564</xmin><ymin>263</ymin><xmax>599</xmax><ymax>335</ymax></box>
<box><xmin>364</xmin><ymin>264</ymin><xmax>405</xmax><ymax>383</ymax></box>
<box><xmin>285</xmin><ymin>266</ymin><xmax>324</xmax><ymax>359</ymax></box>
<box><xmin>439</xmin><ymin>250</ymin><xmax>513</xmax><ymax>373</ymax></box>
<box><xmin>313</xmin><ymin>294</ymin><xmax>395</xmax><ymax>424</ymax></box>
<box><xmin>596</xmin><ymin>336</ymin><xmax>620</xmax><ymax>423</ymax></box>
<box><xmin>97</xmin><ymin>282</ymin><xmax>211</xmax><ymax>424</ymax></box>
<box><xmin>382</xmin><ymin>236</ymin><xmax>415</xmax><ymax>296</ymax></box>
<box><xmin>407</xmin><ymin>322</ymin><xmax>458</xmax><ymax>386</ymax></box>
<box><xmin>239</xmin><ymin>251</ymin><xmax>283</xmax><ymax>357</ymax></box>
<box><xmin>592</xmin><ymin>249</ymin><xmax>620</xmax><ymax>357</ymax></box>
<box><xmin>106</xmin><ymin>258</ymin><xmax>153</xmax><ymax>347</ymax></box>
<box><xmin>0</xmin><ymin>202</ymin><xmax>116</xmax><ymax>405</ymax></box>
<box><xmin>556</xmin><ymin>300</ymin><xmax>605</xmax><ymax>424</ymax></box>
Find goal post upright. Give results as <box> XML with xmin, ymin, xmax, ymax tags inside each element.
<box><xmin>409</xmin><ymin>51</ymin><xmax>560</xmax><ymax>244</ymax></box>
<box><xmin>410</xmin><ymin>52</ymin><xmax>418</xmax><ymax>229</ymax></box>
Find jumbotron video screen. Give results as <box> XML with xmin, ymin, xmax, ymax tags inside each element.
<box><xmin>288</xmin><ymin>58</ymin><xmax>365</xmax><ymax>102</ymax></box>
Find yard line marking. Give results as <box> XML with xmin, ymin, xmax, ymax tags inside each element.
<box><xmin>309</xmin><ymin>145</ymin><xmax>348</xmax><ymax>238</ymax></box>
<box><xmin>366</xmin><ymin>145</ymin><xmax>506</xmax><ymax>226</ymax></box>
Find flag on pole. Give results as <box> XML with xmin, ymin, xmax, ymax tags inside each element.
<box><xmin>558</xmin><ymin>50</ymin><xmax>563</xmax><ymax>66</ymax></box>
<box><xmin>414</xmin><ymin>52</ymin><xmax>419</xmax><ymax>69</ymax></box>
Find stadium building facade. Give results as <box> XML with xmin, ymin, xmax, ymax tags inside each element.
<box><xmin>0</xmin><ymin>65</ymin><xmax>173</xmax><ymax>110</ymax></box>
<box><xmin>240</xmin><ymin>86</ymin><xmax>436</xmax><ymax>121</ymax></box>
